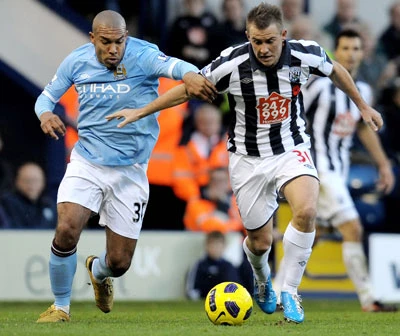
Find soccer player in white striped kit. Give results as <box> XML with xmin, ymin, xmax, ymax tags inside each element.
<box><xmin>106</xmin><ymin>3</ymin><xmax>385</xmax><ymax>323</ymax></box>
<box><xmin>274</xmin><ymin>28</ymin><xmax>396</xmax><ymax>312</ymax></box>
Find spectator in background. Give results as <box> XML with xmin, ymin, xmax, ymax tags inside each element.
<box><xmin>376</xmin><ymin>78</ymin><xmax>400</xmax><ymax>233</ymax></box>
<box><xmin>0</xmin><ymin>162</ymin><xmax>57</xmax><ymax>229</ymax></box>
<box><xmin>323</xmin><ymin>0</ymin><xmax>361</xmax><ymax>48</ymax></box>
<box><xmin>377</xmin><ymin>1</ymin><xmax>400</xmax><ymax>60</ymax></box>
<box><xmin>347</xmin><ymin>22</ymin><xmax>388</xmax><ymax>96</ymax></box>
<box><xmin>212</xmin><ymin>0</ymin><xmax>247</xmax><ymax>50</ymax></box>
<box><xmin>289</xmin><ymin>14</ymin><xmax>333</xmax><ymax>56</ymax></box>
<box><xmin>172</xmin><ymin>103</ymin><xmax>228</xmax><ymax>203</ymax></box>
<box><xmin>185</xmin><ymin>230</ymin><xmax>241</xmax><ymax>300</ymax></box>
<box><xmin>184</xmin><ymin>167</ymin><xmax>243</xmax><ymax>233</ymax></box>
<box><xmin>143</xmin><ymin>78</ymin><xmax>189</xmax><ymax>230</ymax></box>
<box><xmin>0</xmin><ymin>131</ymin><xmax>14</xmax><ymax>197</ymax></box>
<box><xmin>379</xmin><ymin>78</ymin><xmax>400</xmax><ymax>164</ymax></box>
<box><xmin>167</xmin><ymin>0</ymin><xmax>219</xmax><ymax>69</ymax></box>
<box><xmin>376</xmin><ymin>55</ymin><xmax>400</xmax><ymax>91</ymax></box>
<box><xmin>280</xmin><ymin>0</ymin><xmax>305</xmax><ymax>38</ymax></box>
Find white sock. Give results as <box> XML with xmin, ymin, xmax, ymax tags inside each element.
<box><xmin>342</xmin><ymin>241</ymin><xmax>374</xmax><ymax>306</ymax></box>
<box><xmin>273</xmin><ymin>258</ymin><xmax>286</xmax><ymax>302</ymax></box>
<box><xmin>242</xmin><ymin>237</ymin><xmax>271</xmax><ymax>282</ymax></box>
<box><xmin>54</xmin><ymin>304</ymin><xmax>70</xmax><ymax>314</ymax></box>
<box><xmin>281</xmin><ymin>223</ymin><xmax>315</xmax><ymax>295</ymax></box>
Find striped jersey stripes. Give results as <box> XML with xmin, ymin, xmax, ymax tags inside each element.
<box><xmin>302</xmin><ymin>76</ymin><xmax>373</xmax><ymax>177</ymax></box>
<box><xmin>201</xmin><ymin>39</ymin><xmax>333</xmax><ymax>158</ymax></box>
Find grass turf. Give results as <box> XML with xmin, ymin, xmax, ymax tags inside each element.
<box><xmin>0</xmin><ymin>299</ymin><xmax>398</xmax><ymax>336</ymax></box>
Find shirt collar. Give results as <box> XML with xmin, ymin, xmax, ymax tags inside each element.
<box><xmin>248</xmin><ymin>40</ymin><xmax>291</xmax><ymax>72</ymax></box>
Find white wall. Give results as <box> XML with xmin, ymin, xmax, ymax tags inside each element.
<box><xmin>0</xmin><ymin>0</ymin><xmax>88</xmax><ymax>88</ymax></box>
<box><xmin>0</xmin><ymin>230</ymin><xmax>243</xmax><ymax>301</ymax></box>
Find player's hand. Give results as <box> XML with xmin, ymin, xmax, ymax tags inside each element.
<box><xmin>39</xmin><ymin>111</ymin><xmax>66</xmax><ymax>140</ymax></box>
<box><xmin>360</xmin><ymin>106</ymin><xmax>383</xmax><ymax>132</ymax></box>
<box><xmin>376</xmin><ymin>163</ymin><xmax>395</xmax><ymax>195</ymax></box>
<box><xmin>105</xmin><ymin>109</ymin><xmax>142</xmax><ymax>128</ymax></box>
<box><xmin>182</xmin><ymin>72</ymin><xmax>218</xmax><ymax>103</ymax></box>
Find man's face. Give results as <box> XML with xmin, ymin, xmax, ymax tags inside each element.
<box><xmin>334</xmin><ymin>36</ymin><xmax>363</xmax><ymax>74</ymax></box>
<box><xmin>246</xmin><ymin>23</ymin><xmax>287</xmax><ymax>68</ymax></box>
<box><xmin>90</xmin><ymin>26</ymin><xmax>128</xmax><ymax>70</ymax></box>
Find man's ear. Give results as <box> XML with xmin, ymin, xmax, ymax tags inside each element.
<box><xmin>281</xmin><ymin>29</ymin><xmax>288</xmax><ymax>40</ymax></box>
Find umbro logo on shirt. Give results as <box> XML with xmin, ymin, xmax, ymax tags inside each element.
<box><xmin>241</xmin><ymin>78</ymin><xmax>253</xmax><ymax>84</ymax></box>
<box><xmin>78</xmin><ymin>73</ymin><xmax>90</xmax><ymax>80</ymax></box>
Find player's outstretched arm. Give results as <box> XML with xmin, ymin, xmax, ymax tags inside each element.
<box><xmin>329</xmin><ymin>60</ymin><xmax>383</xmax><ymax>131</ymax></box>
<box><xmin>182</xmin><ymin>71</ymin><xmax>217</xmax><ymax>103</ymax></box>
<box><xmin>106</xmin><ymin>84</ymin><xmax>189</xmax><ymax>128</ymax></box>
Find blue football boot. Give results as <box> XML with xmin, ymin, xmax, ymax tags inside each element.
<box><xmin>281</xmin><ymin>291</ymin><xmax>304</xmax><ymax>323</ymax></box>
<box><xmin>253</xmin><ymin>275</ymin><xmax>277</xmax><ymax>314</ymax></box>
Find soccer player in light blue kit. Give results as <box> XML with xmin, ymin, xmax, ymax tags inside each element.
<box><xmin>35</xmin><ymin>10</ymin><xmax>217</xmax><ymax>323</ymax></box>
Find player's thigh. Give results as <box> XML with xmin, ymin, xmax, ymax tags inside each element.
<box><xmin>228</xmin><ymin>152</ymin><xmax>278</xmax><ymax>231</ymax></box>
<box><xmin>277</xmin><ymin>146</ymin><xmax>319</xmax><ymax>228</ymax></box>
<box><xmin>318</xmin><ymin>172</ymin><xmax>358</xmax><ymax>227</ymax></box>
<box><xmin>99</xmin><ymin>163</ymin><xmax>149</xmax><ymax>240</ymax></box>
<box><xmin>283</xmin><ymin>175</ymin><xmax>319</xmax><ymax>215</ymax></box>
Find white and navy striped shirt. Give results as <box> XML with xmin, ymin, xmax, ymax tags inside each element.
<box><xmin>302</xmin><ymin>76</ymin><xmax>373</xmax><ymax>177</ymax></box>
<box><xmin>200</xmin><ymin>39</ymin><xmax>333</xmax><ymax>157</ymax></box>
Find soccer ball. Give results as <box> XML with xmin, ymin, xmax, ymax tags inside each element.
<box><xmin>204</xmin><ymin>282</ymin><xmax>253</xmax><ymax>326</ymax></box>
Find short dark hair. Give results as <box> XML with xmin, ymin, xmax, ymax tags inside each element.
<box><xmin>246</xmin><ymin>2</ymin><xmax>283</xmax><ymax>31</ymax></box>
<box><xmin>206</xmin><ymin>230</ymin><xmax>226</xmax><ymax>243</ymax></box>
<box><xmin>334</xmin><ymin>28</ymin><xmax>362</xmax><ymax>50</ymax></box>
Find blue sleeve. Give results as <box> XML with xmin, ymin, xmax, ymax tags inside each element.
<box><xmin>139</xmin><ymin>47</ymin><xmax>199</xmax><ymax>80</ymax></box>
<box><xmin>171</xmin><ymin>59</ymin><xmax>199</xmax><ymax>79</ymax></box>
<box><xmin>34</xmin><ymin>93</ymin><xmax>57</xmax><ymax>119</ymax></box>
<box><xmin>34</xmin><ymin>54</ymin><xmax>74</xmax><ymax>118</ymax></box>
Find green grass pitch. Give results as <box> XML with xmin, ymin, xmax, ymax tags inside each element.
<box><xmin>0</xmin><ymin>299</ymin><xmax>398</xmax><ymax>336</ymax></box>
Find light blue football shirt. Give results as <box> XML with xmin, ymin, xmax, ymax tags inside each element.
<box><xmin>35</xmin><ymin>36</ymin><xmax>198</xmax><ymax>165</ymax></box>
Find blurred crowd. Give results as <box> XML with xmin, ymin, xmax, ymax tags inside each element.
<box><xmin>1</xmin><ymin>0</ymin><xmax>399</xmax><ymax>242</ymax></box>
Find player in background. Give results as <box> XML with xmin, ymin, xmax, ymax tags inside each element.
<box><xmin>274</xmin><ymin>28</ymin><xmax>397</xmax><ymax>312</ymax></box>
<box><xmin>106</xmin><ymin>3</ymin><xmax>384</xmax><ymax>323</ymax></box>
<box><xmin>34</xmin><ymin>10</ymin><xmax>217</xmax><ymax>323</ymax></box>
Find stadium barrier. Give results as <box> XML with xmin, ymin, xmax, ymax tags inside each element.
<box><xmin>1</xmin><ymin>229</ymin><xmax>399</xmax><ymax>302</ymax></box>
<box><xmin>0</xmin><ymin>230</ymin><xmax>243</xmax><ymax>301</ymax></box>
<box><xmin>369</xmin><ymin>233</ymin><xmax>400</xmax><ymax>303</ymax></box>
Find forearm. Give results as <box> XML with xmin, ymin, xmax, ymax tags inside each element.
<box><xmin>357</xmin><ymin>125</ymin><xmax>391</xmax><ymax>168</ymax></box>
<box><xmin>329</xmin><ymin>61</ymin><xmax>369</xmax><ymax>111</ymax></box>
<box><xmin>34</xmin><ymin>93</ymin><xmax>56</xmax><ymax>119</ymax></box>
<box><xmin>140</xmin><ymin>84</ymin><xmax>189</xmax><ymax>117</ymax></box>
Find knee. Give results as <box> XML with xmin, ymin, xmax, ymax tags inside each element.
<box><xmin>54</xmin><ymin>223</ymin><xmax>80</xmax><ymax>250</ymax></box>
<box><xmin>247</xmin><ymin>235</ymin><xmax>273</xmax><ymax>255</ymax></box>
<box><xmin>340</xmin><ymin>220</ymin><xmax>363</xmax><ymax>241</ymax></box>
<box><xmin>293</xmin><ymin>205</ymin><xmax>317</xmax><ymax>231</ymax></box>
<box><xmin>108</xmin><ymin>256</ymin><xmax>132</xmax><ymax>277</ymax></box>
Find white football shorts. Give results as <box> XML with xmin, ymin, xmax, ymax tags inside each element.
<box><xmin>228</xmin><ymin>143</ymin><xmax>319</xmax><ymax>231</ymax></box>
<box><xmin>57</xmin><ymin>149</ymin><xmax>149</xmax><ymax>239</ymax></box>
<box><xmin>316</xmin><ymin>170</ymin><xmax>358</xmax><ymax>227</ymax></box>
